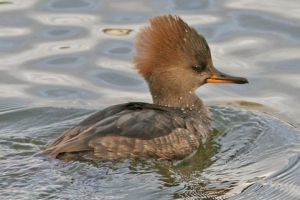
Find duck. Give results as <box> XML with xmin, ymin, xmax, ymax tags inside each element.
<box><xmin>42</xmin><ymin>15</ymin><xmax>248</xmax><ymax>161</ymax></box>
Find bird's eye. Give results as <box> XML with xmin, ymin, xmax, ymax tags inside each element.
<box><xmin>192</xmin><ymin>64</ymin><xmax>206</xmax><ymax>72</ymax></box>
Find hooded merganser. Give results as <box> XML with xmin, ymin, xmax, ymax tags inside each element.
<box><xmin>43</xmin><ymin>15</ymin><xmax>248</xmax><ymax>161</ymax></box>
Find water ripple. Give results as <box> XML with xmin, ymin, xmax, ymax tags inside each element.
<box><xmin>0</xmin><ymin>0</ymin><xmax>300</xmax><ymax>199</ymax></box>
<box><xmin>44</xmin><ymin>0</ymin><xmax>99</xmax><ymax>11</ymax></box>
<box><xmin>1</xmin><ymin>106</ymin><xmax>299</xmax><ymax>199</ymax></box>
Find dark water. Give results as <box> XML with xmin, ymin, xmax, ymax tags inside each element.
<box><xmin>1</xmin><ymin>106</ymin><xmax>300</xmax><ymax>199</ymax></box>
<box><xmin>1</xmin><ymin>0</ymin><xmax>300</xmax><ymax>199</ymax></box>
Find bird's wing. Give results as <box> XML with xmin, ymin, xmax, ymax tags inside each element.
<box><xmin>44</xmin><ymin>102</ymin><xmax>189</xmax><ymax>159</ymax></box>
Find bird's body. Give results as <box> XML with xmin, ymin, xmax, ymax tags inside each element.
<box><xmin>44</xmin><ymin>102</ymin><xmax>210</xmax><ymax>160</ymax></box>
<box><xmin>43</xmin><ymin>15</ymin><xmax>248</xmax><ymax>161</ymax></box>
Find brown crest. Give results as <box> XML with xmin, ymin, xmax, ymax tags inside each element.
<box><xmin>134</xmin><ymin>15</ymin><xmax>209</xmax><ymax>79</ymax></box>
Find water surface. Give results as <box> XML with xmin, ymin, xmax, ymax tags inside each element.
<box><xmin>0</xmin><ymin>0</ymin><xmax>300</xmax><ymax>199</ymax></box>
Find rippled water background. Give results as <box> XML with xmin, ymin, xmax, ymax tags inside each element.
<box><xmin>1</xmin><ymin>0</ymin><xmax>300</xmax><ymax>199</ymax></box>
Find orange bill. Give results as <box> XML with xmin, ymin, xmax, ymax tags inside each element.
<box><xmin>206</xmin><ymin>69</ymin><xmax>248</xmax><ymax>84</ymax></box>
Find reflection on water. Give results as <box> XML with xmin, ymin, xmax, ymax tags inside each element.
<box><xmin>0</xmin><ymin>0</ymin><xmax>300</xmax><ymax>199</ymax></box>
<box><xmin>102</xmin><ymin>28</ymin><xmax>133</xmax><ymax>36</ymax></box>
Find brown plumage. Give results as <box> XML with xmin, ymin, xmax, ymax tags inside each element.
<box><xmin>135</xmin><ymin>15</ymin><xmax>210</xmax><ymax>80</ymax></box>
<box><xmin>42</xmin><ymin>15</ymin><xmax>248</xmax><ymax>161</ymax></box>
<box><xmin>43</xmin><ymin>103</ymin><xmax>210</xmax><ymax>160</ymax></box>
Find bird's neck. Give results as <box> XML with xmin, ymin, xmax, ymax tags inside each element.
<box><xmin>148</xmin><ymin>77</ymin><xmax>204</xmax><ymax>112</ymax></box>
<box><xmin>152</xmin><ymin>90</ymin><xmax>204</xmax><ymax>111</ymax></box>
